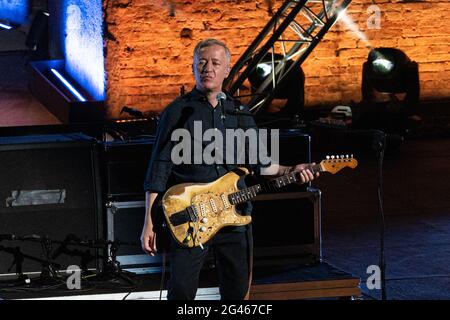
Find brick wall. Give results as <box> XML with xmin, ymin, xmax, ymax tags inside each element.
<box><xmin>104</xmin><ymin>0</ymin><xmax>450</xmax><ymax>119</ymax></box>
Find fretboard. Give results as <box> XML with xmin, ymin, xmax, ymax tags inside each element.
<box><xmin>228</xmin><ymin>164</ymin><xmax>321</xmax><ymax>205</ymax></box>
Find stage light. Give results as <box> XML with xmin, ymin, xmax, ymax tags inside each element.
<box><xmin>0</xmin><ymin>22</ymin><xmax>12</xmax><ymax>29</ymax></box>
<box><xmin>50</xmin><ymin>68</ymin><xmax>87</xmax><ymax>102</ymax></box>
<box><xmin>363</xmin><ymin>47</ymin><xmax>419</xmax><ymax>98</ymax></box>
<box><xmin>255</xmin><ymin>62</ymin><xmax>272</xmax><ymax>79</ymax></box>
<box><xmin>371</xmin><ymin>57</ymin><xmax>394</xmax><ymax>75</ymax></box>
<box><xmin>336</xmin><ymin>10</ymin><xmax>371</xmax><ymax>48</ymax></box>
<box><xmin>63</xmin><ymin>0</ymin><xmax>105</xmax><ymax>101</ymax></box>
<box><xmin>28</xmin><ymin>60</ymin><xmax>106</xmax><ymax>123</ymax></box>
<box><xmin>248</xmin><ymin>53</ymin><xmax>305</xmax><ymax>117</ymax></box>
<box><xmin>0</xmin><ymin>0</ymin><xmax>28</xmax><ymax>25</ymax></box>
<box><xmin>356</xmin><ymin>47</ymin><xmax>421</xmax><ymax>134</ymax></box>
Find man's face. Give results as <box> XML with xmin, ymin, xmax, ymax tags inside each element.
<box><xmin>193</xmin><ymin>44</ymin><xmax>230</xmax><ymax>94</ymax></box>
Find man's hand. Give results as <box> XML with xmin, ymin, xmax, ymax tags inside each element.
<box><xmin>141</xmin><ymin>225</ymin><xmax>157</xmax><ymax>256</ymax></box>
<box><xmin>291</xmin><ymin>163</ymin><xmax>319</xmax><ymax>184</ymax></box>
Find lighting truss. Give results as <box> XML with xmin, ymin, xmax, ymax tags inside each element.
<box><xmin>223</xmin><ymin>0</ymin><xmax>352</xmax><ymax>114</ymax></box>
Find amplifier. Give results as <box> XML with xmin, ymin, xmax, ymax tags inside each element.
<box><xmin>251</xmin><ymin>188</ymin><xmax>322</xmax><ymax>266</ymax></box>
<box><xmin>102</xmin><ymin>138</ymin><xmax>154</xmax><ymax>201</ymax></box>
<box><xmin>106</xmin><ymin>201</ymin><xmax>163</xmax><ymax>274</ymax></box>
<box><xmin>0</xmin><ymin>133</ymin><xmax>102</xmax><ymax>276</ymax></box>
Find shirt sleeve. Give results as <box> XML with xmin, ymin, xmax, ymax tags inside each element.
<box><xmin>143</xmin><ymin>104</ymin><xmax>178</xmax><ymax>193</ymax></box>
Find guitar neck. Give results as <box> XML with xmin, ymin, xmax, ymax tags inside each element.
<box><xmin>228</xmin><ymin>164</ymin><xmax>322</xmax><ymax>205</ymax></box>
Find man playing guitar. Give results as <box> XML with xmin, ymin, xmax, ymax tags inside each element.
<box><xmin>141</xmin><ymin>38</ymin><xmax>318</xmax><ymax>300</ymax></box>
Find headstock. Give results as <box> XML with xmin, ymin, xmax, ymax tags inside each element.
<box><xmin>320</xmin><ymin>154</ymin><xmax>358</xmax><ymax>174</ymax></box>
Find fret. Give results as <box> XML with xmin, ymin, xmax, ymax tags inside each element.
<box><xmin>229</xmin><ymin>174</ymin><xmax>306</xmax><ymax>206</ymax></box>
<box><xmin>228</xmin><ymin>194</ymin><xmax>235</xmax><ymax>205</ymax></box>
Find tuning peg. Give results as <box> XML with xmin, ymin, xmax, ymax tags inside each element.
<box><xmin>326</xmin><ymin>155</ymin><xmax>330</xmax><ymax>160</ymax></box>
<box><xmin>345</xmin><ymin>154</ymin><xmax>349</xmax><ymax>158</ymax></box>
<box><xmin>331</xmin><ymin>155</ymin><xmax>335</xmax><ymax>159</ymax></box>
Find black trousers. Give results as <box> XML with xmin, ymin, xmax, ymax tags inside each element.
<box><xmin>167</xmin><ymin>226</ymin><xmax>252</xmax><ymax>300</ymax></box>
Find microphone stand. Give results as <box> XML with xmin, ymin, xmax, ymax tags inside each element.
<box><xmin>0</xmin><ymin>238</ymin><xmax>62</xmax><ymax>286</ymax></box>
<box><xmin>51</xmin><ymin>234</ymin><xmax>96</xmax><ymax>275</ymax></box>
<box><xmin>88</xmin><ymin>239</ymin><xmax>135</xmax><ymax>286</ymax></box>
<box><xmin>351</xmin><ymin>129</ymin><xmax>388</xmax><ymax>300</ymax></box>
<box><xmin>38</xmin><ymin>236</ymin><xmax>60</xmax><ymax>283</ymax></box>
<box><xmin>17</xmin><ymin>235</ymin><xmax>62</xmax><ymax>285</ymax></box>
<box><xmin>0</xmin><ymin>245</ymin><xmax>28</xmax><ymax>284</ymax></box>
<box><xmin>372</xmin><ymin>130</ymin><xmax>387</xmax><ymax>300</ymax></box>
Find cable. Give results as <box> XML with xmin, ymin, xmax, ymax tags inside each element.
<box><xmin>122</xmin><ymin>291</ymin><xmax>132</xmax><ymax>300</ymax></box>
<box><xmin>159</xmin><ymin>250</ymin><xmax>167</xmax><ymax>300</ymax></box>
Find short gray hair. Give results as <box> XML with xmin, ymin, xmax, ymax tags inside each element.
<box><xmin>193</xmin><ymin>38</ymin><xmax>231</xmax><ymax>65</ymax></box>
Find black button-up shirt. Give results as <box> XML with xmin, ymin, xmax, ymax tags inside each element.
<box><xmin>144</xmin><ymin>88</ymin><xmax>264</xmax><ymax>215</ymax></box>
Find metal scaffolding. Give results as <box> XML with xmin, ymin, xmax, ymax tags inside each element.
<box><xmin>223</xmin><ymin>0</ymin><xmax>352</xmax><ymax>115</ymax></box>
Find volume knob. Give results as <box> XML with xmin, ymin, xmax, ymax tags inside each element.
<box><xmin>199</xmin><ymin>226</ymin><xmax>207</xmax><ymax>232</ymax></box>
<box><xmin>201</xmin><ymin>217</ymin><xmax>208</xmax><ymax>223</ymax></box>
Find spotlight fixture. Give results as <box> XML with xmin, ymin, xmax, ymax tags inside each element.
<box><xmin>248</xmin><ymin>53</ymin><xmax>305</xmax><ymax>117</ymax></box>
<box><xmin>371</xmin><ymin>57</ymin><xmax>394</xmax><ymax>75</ymax></box>
<box><xmin>363</xmin><ymin>47</ymin><xmax>419</xmax><ymax>97</ymax></box>
<box><xmin>356</xmin><ymin>47</ymin><xmax>420</xmax><ymax>134</ymax></box>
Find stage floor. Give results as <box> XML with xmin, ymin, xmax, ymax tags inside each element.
<box><xmin>0</xmin><ymin>261</ymin><xmax>360</xmax><ymax>300</ymax></box>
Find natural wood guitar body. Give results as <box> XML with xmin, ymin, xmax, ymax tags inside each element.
<box><xmin>162</xmin><ymin>168</ymin><xmax>251</xmax><ymax>248</ymax></box>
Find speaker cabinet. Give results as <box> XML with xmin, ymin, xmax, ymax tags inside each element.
<box><xmin>0</xmin><ymin>133</ymin><xmax>102</xmax><ymax>276</ymax></box>
<box><xmin>102</xmin><ymin>139</ymin><xmax>154</xmax><ymax>201</ymax></box>
<box><xmin>106</xmin><ymin>201</ymin><xmax>163</xmax><ymax>274</ymax></box>
<box><xmin>251</xmin><ymin>189</ymin><xmax>322</xmax><ymax>267</ymax></box>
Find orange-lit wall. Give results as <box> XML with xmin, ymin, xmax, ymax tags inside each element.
<box><xmin>104</xmin><ymin>0</ymin><xmax>450</xmax><ymax>119</ymax></box>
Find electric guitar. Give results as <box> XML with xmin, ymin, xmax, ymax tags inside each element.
<box><xmin>162</xmin><ymin>156</ymin><xmax>358</xmax><ymax>248</ymax></box>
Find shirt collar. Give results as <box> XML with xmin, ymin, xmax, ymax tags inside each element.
<box><xmin>188</xmin><ymin>87</ymin><xmax>233</xmax><ymax>102</ymax></box>
<box><xmin>188</xmin><ymin>87</ymin><xmax>207</xmax><ymax>101</ymax></box>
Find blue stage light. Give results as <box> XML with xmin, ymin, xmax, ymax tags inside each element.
<box><xmin>62</xmin><ymin>0</ymin><xmax>105</xmax><ymax>101</ymax></box>
<box><xmin>51</xmin><ymin>68</ymin><xmax>87</xmax><ymax>102</ymax></box>
<box><xmin>0</xmin><ymin>0</ymin><xmax>28</xmax><ymax>24</ymax></box>
<box><xmin>0</xmin><ymin>22</ymin><xmax>12</xmax><ymax>29</ymax></box>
